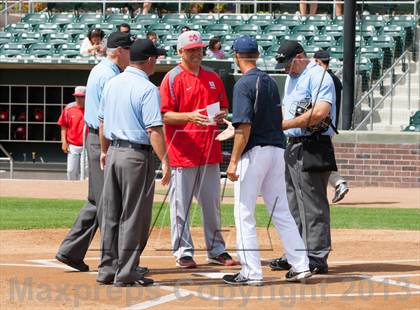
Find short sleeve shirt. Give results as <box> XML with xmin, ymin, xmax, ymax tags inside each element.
<box><xmin>232</xmin><ymin>68</ymin><xmax>286</xmax><ymax>153</ymax></box>
<box><xmin>282</xmin><ymin>61</ymin><xmax>336</xmax><ymax>137</ymax></box>
<box><xmin>98</xmin><ymin>66</ymin><xmax>162</xmax><ymax>145</ymax></box>
<box><xmin>160</xmin><ymin>65</ymin><xmax>229</xmax><ymax>167</ymax></box>
<box><xmin>57</xmin><ymin>102</ymin><xmax>85</xmax><ymax>146</ymax></box>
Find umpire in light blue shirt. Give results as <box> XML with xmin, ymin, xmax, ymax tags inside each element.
<box><xmin>56</xmin><ymin>32</ymin><xmax>133</xmax><ymax>272</ymax></box>
<box><xmin>96</xmin><ymin>39</ymin><xmax>170</xmax><ymax>287</ymax></box>
<box><xmin>270</xmin><ymin>40</ymin><xmax>337</xmax><ymax>275</ymax></box>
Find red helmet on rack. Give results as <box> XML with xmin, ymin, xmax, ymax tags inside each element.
<box><xmin>33</xmin><ymin>109</ymin><xmax>44</xmax><ymax>122</ymax></box>
<box><xmin>0</xmin><ymin>110</ymin><xmax>9</xmax><ymax>121</ymax></box>
<box><xmin>14</xmin><ymin>126</ymin><xmax>26</xmax><ymax>140</ymax></box>
<box><xmin>17</xmin><ymin>112</ymin><xmax>27</xmax><ymax>121</ymax></box>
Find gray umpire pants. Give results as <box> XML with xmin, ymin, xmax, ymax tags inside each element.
<box><xmin>169</xmin><ymin>164</ymin><xmax>226</xmax><ymax>260</ymax></box>
<box><xmin>329</xmin><ymin>171</ymin><xmax>346</xmax><ymax>188</ymax></box>
<box><xmin>285</xmin><ymin>142</ymin><xmax>331</xmax><ymax>269</ymax></box>
<box><xmin>57</xmin><ymin>130</ymin><xmax>104</xmax><ymax>261</ymax></box>
<box><xmin>97</xmin><ymin>146</ymin><xmax>155</xmax><ymax>284</ymax></box>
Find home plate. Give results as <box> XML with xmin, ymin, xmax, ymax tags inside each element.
<box><xmin>193</xmin><ymin>272</ymin><xmax>235</xmax><ymax>279</ymax></box>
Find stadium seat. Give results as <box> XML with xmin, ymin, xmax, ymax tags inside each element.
<box><xmin>309</xmin><ymin>35</ymin><xmax>336</xmax><ymax>50</ymax></box>
<box><xmin>92</xmin><ymin>23</ymin><xmax>115</xmax><ymax>35</ymax></box>
<box><xmin>381</xmin><ymin>25</ymin><xmax>406</xmax><ymax>57</ymax></box>
<box><xmin>355</xmin><ymin>24</ymin><xmax>378</xmax><ymax>41</ymax></box>
<box><xmin>247</xmin><ymin>14</ymin><xmax>274</xmax><ymax>28</ymax></box>
<box><xmin>322</xmin><ymin>24</ymin><xmax>344</xmax><ymax>39</ymax></box>
<box><xmin>264</xmin><ymin>24</ymin><xmax>289</xmax><ymax>37</ymax></box>
<box><xmin>64</xmin><ymin>23</ymin><xmax>88</xmax><ymax>35</ymax></box>
<box><xmin>264</xmin><ymin>44</ymin><xmax>281</xmax><ymax>58</ymax></box>
<box><xmin>50</xmin><ymin>13</ymin><xmax>76</xmax><ymax>25</ymax></box>
<box><xmin>390</xmin><ymin>15</ymin><xmax>416</xmax><ymax>51</ymax></box>
<box><xmin>0</xmin><ymin>32</ymin><xmax>16</xmax><ymax>44</ymax></box>
<box><xmin>21</xmin><ymin>13</ymin><xmax>49</xmax><ymax>25</ymax></box>
<box><xmin>255</xmin><ymin>34</ymin><xmax>277</xmax><ymax>50</ymax></box>
<box><xmin>359</xmin><ymin>46</ymin><xmax>384</xmax><ymax>81</ymax></box>
<box><xmin>355</xmin><ymin>57</ymin><xmax>373</xmax><ymax>92</ymax></box>
<box><xmin>27</xmin><ymin>43</ymin><xmax>55</xmax><ymax>57</ymax></box>
<box><xmin>332</xmin><ymin>15</ymin><xmax>344</xmax><ymax>25</ymax></box>
<box><xmin>133</xmin><ymin>14</ymin><xmax>159</xmax><ymax>26</ymax></box>
<box><xmin>368</xmin><ymin>35</ymin><xmax>396</xmax><ymax>69</ymax></box>
<box><xmin>328</xmin><ymin>46</ymin><xmax>344</xmax><ymax>60</ymax></box>
<box><xmin>57</xmin><ymin>43</ymin><xmax>81</xmax><ymax>58</ymax></box>
<box><xmin>45</xmin><ymin>33</ymin><xmax>71</xmax><ymax>45</ymax></box>
<box><xmin>36</xmin><ymin>23</ymin><xmax>62</xmax><ymax>35</ymax></box>
<box><xmin>4</xmin><ymin>23</ymin><xmax>32</xmax><ymax>33</ymax></box>
<box><xmin>78</xmin><ymin>13</ymin><xmax>103</xmax><ymax>25</ymax></box>
<box><xmin>131</xmin><ymin>31</ymin><xmax>146</xmax><ymax>39</ymax></box>
<box><xmin>105</xmin><ymin>13</ymin><xmax>131</xmax><ymax>24</ymax></box>
<box><xmin>233</xmin><ymin>24</ymin><xmax>261</xmax><ymax>35</ymax></box>
<box><xmin>302</xmin><ymin>15</ymin><xmax>331</xmax><ymax>29</ymax></box>
<box><xmin>361</xmin><ymin>15</ymin><xmax>387</xmax><ymax>30</ymax></box>
<box><xmin>147</xmin><ymin>24</ymin><xmax>174</xmax><ymax>36</ymax></box>
<box><xmin>218</xmin><ymin>15</ymin><xmax>244</xmax><ymax>27</ymax></box>
<box><xmin>16</xmin><ymin>33</ymin><xmax>42</xmax><ymax>45</ymax></box>
<box><xmin>275</xmin><ymin>15</ymin><xmax>301</xmax><ymax>29</ymax></box>
<box><xmin>292</xmin><ymin>24</ymin><xmax>318</xmax><ymax>40</ymax></box>
<box><xmin>205</xmin><ymin>24</ymin><xmax>231</xmax><ymax>36</ymax></box>
<box><xmin>304</xmin><ymin>44</ymin><xmax>322</xmax><ymax>56</ymax></box>
<box><xmin>190</xmin><ymin>14</ymin><xmax>216</xmax><ymax>26</ymax></box>
<box><xmin>162</xmin><ymin>13</ymin><xmax>189</xmax><ymax>26</ymax></box>
<box><xmin>161</xmin><ymin>34</ymin><xmax>178</xmax><ymax>49</ymax></box>
<box><xmin>282</xmin><ymin>34</ymin><xmax>307</xmax><ymax>45</ymax></box>
<box><xmin>0</xmin><ymin>43</ymin><xmax>27</xmax><ymax>57</ymax></box>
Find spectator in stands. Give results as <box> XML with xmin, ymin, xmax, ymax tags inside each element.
<box><xmin>142</xmin><ymin>2</ymin><xmax>152</xmax><ymax>14</ymax></box>
<box><xmin>206</xmin><ymin>37</ymin><xmax>225</xmax><ymax>59</ymax></box>
<box><xmin>80</xmin><ymin>28</ymin><xmax>107</xmax><ymax>57</ymax></box>
<box><xmin>57</xmin><ymin>86</ymin><xmax>86</xmax><ymax>180</ymax></box>
<box><xmin>181</xmin><ymin>26</ymin><xmax>191</xmax><ymax>33</ymax></box>
<box><xmin>146</xmin><ymin>31</ymin><xmax>158</xmax><ymax>46</ymax></box>
<box><xmin>117</xmin><ymin>23</ymin><xmax>131</xmax><ymax>33</ymax></box>
<box><xmin>300</xmin><ymin>1</ymin><xmax>318</xmax><ymax>15</ymax></box>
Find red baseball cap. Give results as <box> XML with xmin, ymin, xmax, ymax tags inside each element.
<box><xmin>73</xmin><ymin>86</ymin><xmax>86</xmax><ymax>97</ymax></box>
<box><xmin>177</xmin><ymin>31</ymin><xmax>206</xmax><ymax>50</ymax></box>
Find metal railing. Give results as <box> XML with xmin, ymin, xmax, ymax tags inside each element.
<box><xmin>353</xmin><ymin>49</ymin><xmax>414</xmax><ymax>130</ymax></box>
<box><xmin>0</xmin><ymin>143</ymin><xmax>14</xmax><ymax>178</ymax></box>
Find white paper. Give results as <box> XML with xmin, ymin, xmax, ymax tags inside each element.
<box><xmin>207</xmin><ymin>101</ymin><xmax>220</xmax><ymax>124</ymax></box>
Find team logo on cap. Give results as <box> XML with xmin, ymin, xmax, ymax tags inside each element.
<box><xmin>189</xmin><ymin>34</ymin><xmax>199</xmax><ymax>42</ymax></box>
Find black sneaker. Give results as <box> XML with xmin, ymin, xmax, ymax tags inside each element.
<box><xmin>207</xmin><ymin>252</ymin><xmax>238</xmax><ymax>266</ymax></box>
<box><xmin>310</xmin><ymin>265</ymin><xmax>328</xmax><ymax>274</ymax></box>
<box><xmin>136</xmin><ymin>266</ymin><xmax>149</xmax><ymax>276</ymax></box>
<box><xmin>114</xmin><ymin>277</ymin><xmax>154</xmax><ymax>287</ymax></box>
<box><xmin>176</xmin><ymin>256</ymin><xmax>197</xmax><ymax>268</ymax></box>
<box><xmin>285</xmin><ymin>269</ymin><xmax>312</xmax><ymax>282</ymax></box>
<box><xmin>269</xmin><ymin>257</ymin><xmax>292</xmax><ymax>270</ymax></box>
<box><xmin>55</xmin><ymin>253</ymin><xmax>89</xmax><ymax>272</ymax></box>
<box><xmin>332</xmin><ymin>182</ymin><xmax>349</xmax><ymax>203</ymax></box>
<box><xmin>223</xmin><ymin>273</ymin><xmax>263</xmax><ymax>286</ymax></box>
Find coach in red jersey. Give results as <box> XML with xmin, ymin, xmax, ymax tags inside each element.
<box><xmin>57</xmin><ymin>86</ymin><xmax>86</xmax><ymax>180</ymax></box>
<box><xmin>160</xmin><ymin>30</ymin><xmax>236</xmax><ymax>268</ymax></box>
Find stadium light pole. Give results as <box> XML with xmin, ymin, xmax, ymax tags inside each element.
<box><xmin>342</xmin><ymin>0</ymin><xmax>357</xmax><ymax>130</ymax></box>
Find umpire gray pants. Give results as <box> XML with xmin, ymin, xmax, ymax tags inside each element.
<box><xmin>57</xmin><ymin>130</ymin><xmax>103</xmax><ymax>261</ymax></box>
<box><xmin>285</xmin><ymin>142</ymin><xmax>331</xmax><ymax>269</ymax></box>
<box><xmin>169</xmin><ymin>164</ymin><xmax>226</xmax><ymax>260</ymax></box>
<box><xmin>97</xmin><ymin>146</ymin><xmax>155</xmax><ymax>284</ymax></box>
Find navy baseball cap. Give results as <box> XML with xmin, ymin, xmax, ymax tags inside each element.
<box><xmin>232</xmin><ymin>35</ymin><xmax>259</xmax><ymax>53</ymax></box>
<box><xmin>275</xmin><ymin>40</ymin><xmax>305</xmax><ymax>69</ymax></box>
<box><xmin>314</xmin><ymin>49</ymin><xmax>331</xmax><ymax>62</ymax></box>
<box><xmin>107</xmin><ymin>31</ymin><xmax>135</xmax><ymax>48</ymax></box>
<box><xmin>130</xmin><ymin>39</ymin><xmax>166</xmax><ymax>61</ymax></box>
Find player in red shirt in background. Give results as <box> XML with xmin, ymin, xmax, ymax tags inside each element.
<box><xmin>160</xmin><ymin>31</ymin><xmax>236</xmax><ymax>268</ymax></box>
<box><xmin>57</xmin><ymin>86</ymin><xmax>86</xmax><ymax>180</ymax></box>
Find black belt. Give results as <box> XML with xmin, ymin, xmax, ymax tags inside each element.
<box><xmin>288</xmin><ymin>137</ymin><xmax>306</xmax><ymax>144</ymax></box>
<box><xmin>88</xmin><ymin>127</ymin><xmax>99</xmax><ymax>134</ymax></box>
<box><xmin>111</xmin><ymin>140</ymin><xmax>151</xmax><ymax>151</ymax></box>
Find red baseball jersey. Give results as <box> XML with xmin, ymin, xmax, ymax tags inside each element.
<box><xmin>160</xmin><ymin>65</ymin><xmax>229</xmax><ymax>167</ymax></box>
<box><xmin>57</xmin><ymin>103</ymin><xmax>85</xmax><ymax>146</ymax></box>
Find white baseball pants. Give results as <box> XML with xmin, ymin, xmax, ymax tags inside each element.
<box><xmin>67</xmin><ymin>144</ymin><xmax>83</xmax><ymax>180</ymax></box>
<box><xmin>234</xmin><ymin>146</ymin><xmax>309</xmax><ymax>280</ymax></box>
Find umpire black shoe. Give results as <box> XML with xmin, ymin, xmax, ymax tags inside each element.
<box><xmin>55</xmin><ymin>253</ymin><xmax>89</xmax><ymax>272</ymax></box>
<box><xmin>285</xmin><ymin>269</ymin><xmax>312</xmax><ymax>282</ymax></box>
<box><xmin>309</xmin><ymin>264</ymin><xmax>328</xmax><ymax>274</ymax></box>
<box><xmin>223</xmin><ymin>273</ymin><xmax>263</xmax><ymax>286</ymax></box>
<box><xmin>269</xmin><ymin>257</ymin><xmax>292</xmax><ymax>270</ymax></box>
<box><xmin>136</xmin><ymin>266</ymin><xmax>149</xmax><ymax>276</ymax></box>
<box><xmin>114</xmin><ymin>277</ymin><xmax>154</xmax><ymax>287</ymax></box>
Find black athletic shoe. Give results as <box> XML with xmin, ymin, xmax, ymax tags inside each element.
<box><xmin>285</xmin><ymin>269</ymin><xmax>312</xmax><ymax>282</ymax></box>
<box><xmin>55</xmin><ymin>253</ymin><xmax>89</xmax><ymax>272</ymax></box>
<box><xmin>114</xmin><ymin>277</ymin><xmax>154</xmax><ymax>287</ymax></box>
<box><xmin>222</xmin><ymin>273</ymin><xmax>263</xmax><ymax>286</ymax></box>
<box><xmin>136</xmin><ymin>266</ymin><xmax>149</xmax><ymax>276</ymax></box>
<box><xmin>269</xmin><ymin>257</ymin><xmax>292</xmax><ymax>270</ymax></box>
<box><xmin>310</xmin><ymin>265</ymin><xmax>328</xmax><ymax>274</ymax></box>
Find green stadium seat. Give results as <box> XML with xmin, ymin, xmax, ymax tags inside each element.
<box><xmin>21</xmin><ymin>13</ymin><xmax>49</xmax><ymax>25</ymax></box>
<box><xmin>133</xmin><ymin>14</ymin><xmax>159</xmax><ymax>26</ymax></box>
<box><xmin>359</xmin><ymin>46</ymin><xmax>384</xmax><ymax>80</ymax></box>
<box><xmin>147</xmin><ymin>24</ymin><xmax>174</xmax><ymax>36</ymax></box>
<box><xmin>302</xmin><ymin>15</ymin><xmax>331</xmax><ymax>29</ymax></box>
<box><xmin>264</xmin><ymin>44</ymin><xmax>281</xmax><ymax>58</ymax></box>
<box><xmin>255</xmin><ymin>34</ymin><xmax>277</xmax><ymax>50</ymax></box>
<box><xmin>4</xmin><ymin>23</ymin><xmax>32</xmax><ymax>33</ymax></box>
<box><xmin>131</xmin><ymin>31</ymin><xmax>146</xmax><ymax>39</ymax></box>
<box><xmin>264</xmin><ymin>24</ymin><xmax>289</xmax><ymax>37</ymax></box>
<box><xmin>355</xmin><ymin>57</ymin><xmax>373</xmax><ymax>92</ymax></box>
<box><xmin>57</xmin><ymin>43</ymin><xmax>81</xmax><ymax>58</ymax></box>
<box><xmin>292</xmin><ymin>24</ymin><xmax>318</xmax><ymax>40</ymax></box>
<box><xmin>16</xmin><ymin>33</ymin><xmax>42</xmax><ymax>44</ymax></box>
<box><xmin>64</xmin><ymin>23</ymin><xmax>88</xmax><ymax>35</ymax></box>
<box><xmin>162</xmin><ymin>13</ymin><xmax>189</xmax><ymax>26</ymax></box>
<box><xmin>282</xmin><ymin>34</ymin><xmax>307</xmax><ymax>45</ymax></box>
<box><xmin>361</xmin><ymin>15</ymin><xmax>387</xmax><ymax>30</ymax></box>
<box><xmin>390</xmin><ymin>15</ymin><xmax>416</xmax><ymax>52</ymax></box>
<box><xmin>190</xmin><ymin>14</ymin><xmax>216</xmax><ymax>26</ymax></box>
<box><xmin>0</xmin><ymin>32</ymin><xmax>16</xmax><ymax>44</ymax></box>
<box><xmin>309</xmin><ymin>35</ymin><xmax>336</xmax><ymax>50</ymax></box>
<box><xmin>332</xmin><ymin>16</ymin><xmax>344</xmax><ymax>25</ymax></box>
<box><xmin>233</xmin><ymin>24</ymin><xmax>261</xmax><ymax>35</ymax></box>
<box><xmin>368</xmin><ymin>35</ymin><xmax>395</xmax><ymax>69</ymax></box>
<box><xmin>50</xmin><ymin>13</ymin><xmax>76</xmax><ymax>25</ymax></box>
<box><xmin>178</xmin><ymin>24</ymin><xmax>202</xmax><ymax>32</ymax></box>
<box><xmin>322</xmin><ymin>24</ymin><xmax>343</xmax><ymax>39</ymax></box>
<box><xmin>247</xmin><ymin>15</ymin><xmax>274</xmax><ymax>28</ymax></box>
<box><xmin>161</xmin><ymin>34</ymin><xmax>178</xmax><ymax>48</ymax></box>
<box><xmin>0</xmin><ymin>43</ymin><xmax>27</xmax><ymax>57</ymax></box>
<box><xmin>218</xmin><ymin>15</ymin><xmax>244</xmax><ymax>27</ymax></box>
<box><xmin>92</xmin><ymin>23</ymin><xmax>115</xmax><ymax>35</ymax></box>
<box><xmin>45</xmin><ymin>33</ymin><xmax>71</xmax><ymax>45</ymax></box>
<box><xmin>27</xmin><ymin>43</ymin><xmax>55</xmax><ymax>57</ymax></box>
<box><xmin>275</xmin><ymin>15</ymin><xmax>301</xmax><ymax>29</ymax></box>
<box><xmin>328</xmin><ymin>46</ymin><xmax>344</xmax><ymax>60</ymax></box>
<box><xmin>355</xmin><ymin>24</ymin><xmax>378</xmax><ymax>40</ymax></box>
<box><xmin>79</xmin><ymin>13</ymin><xmax>104</xmax><ymax>25</ymax></box>
<box><xmin>381</xmin><ymin>25</ymin><xmax>406</xmax><ymax>57</ymax></box>
<box><xmin>36</xmin><ymin>23</ymin><xmax>62</xmax><ymax>35</ymax></box>
<box><xmin>303</xmin><ymin>44</ymin><xmax>322</xmax><ymax>57</ymax></box>
<box><xmin>105</xmin><ymin>13</ymin><xmax>131</xmax><ymax>24</ymax></box>
<box><xmin>205</xmin><ymin>24</ymin><xmax>231</xmax><ymax>36</ymax></box>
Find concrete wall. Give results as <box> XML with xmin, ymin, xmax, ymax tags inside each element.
<box><xmin>334</xmin><ymin>131</ymin><xmax>420</xmax><ymax>187</ymax></box>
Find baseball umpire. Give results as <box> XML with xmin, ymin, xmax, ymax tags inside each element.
<box><xmin>221</xmin><ymin>36</ymin><xmax>311</xmax><ymax>285</ymax></box>
<box><xmin>55</xmin><ymin>32</ymin><xmax>133</xmax><ymax>271</ymax></box>
<box><xmin>96</xmin><ymin>39</ymin><xmax>169</xmax><ymax>286</ymax></box>
<box><xmin>270</xmin><ymin>41</ymin><xmax>337</xmax><ymax>274</ymax></box>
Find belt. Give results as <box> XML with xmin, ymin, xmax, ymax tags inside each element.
<box><xmin>288</xmin><ymin>135</ymin><xmax>331</xmax><ymax>144</ymax></box>
<box><xmin>88</xmin><ymin>126</ymin><xmax>99</xmax><ymax>134</ymax></box>
<box><xmin>288</xmin><ymin>137</ymin><xmax>306</xmax><ymax>144</ymax></box>
<box><xmin>111</xmin><ymin>140</ymin><xmax>151</xmax><ymax>151</ymax></box>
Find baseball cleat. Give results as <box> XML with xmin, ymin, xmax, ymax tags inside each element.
<box><xmin>269</xmin><ymin>256</ymin><xmax>292</xmax><ymax>270</ymax></box>
<box><xmin>223</xmin><ymin>273</ymin><xmax>263</xmax><ymax>286</ymax></box>
<box><xmin>207</xmin><ymin>252</ymin><xmax>238</xmax><ymax>266</ymax></box>
<box><xmin>176</xmin><ymin>256</ymin><xmax>197</xmax><ymax>268</ymax></box>
<box><xmin>332</xmin><ymin>182</ymin><xmax>349</xmax><ymax>203</ymax></box>
<box><xmin>285</xmin><ymin>269</ymin><xmax>312</xmax><ymax>282</ymax></box>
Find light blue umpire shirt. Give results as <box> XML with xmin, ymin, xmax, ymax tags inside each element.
<box><xmin>84</xmin><ymin>57</ymin><xmax>121</xmax><ymax>129</ymax></box>
<box><xmin>98</xmin><ymin>66</ymin><xmax>163</xmax><ymax>145</ymax></box>
<box><xmin>282</xmin><ymin>61</ymin><xmax>336</xmax><ymax>137</ymax></box>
